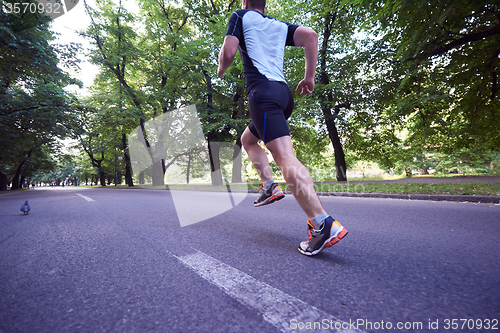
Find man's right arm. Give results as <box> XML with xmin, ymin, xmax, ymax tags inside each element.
<box><xmin>293</xmin><ymin>26</ymin><xmax>318</xmax><ymax>95</ymax></box>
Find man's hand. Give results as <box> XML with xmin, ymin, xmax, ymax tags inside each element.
<box><xmin>296</xmin><ymin>77</ymin><xmax>315</xmax><ymax>95</ymax></box>
<box><xmin>217</xmin><ymin>67</ymin><xmax>225</xmax><ymax>79</ymax></box>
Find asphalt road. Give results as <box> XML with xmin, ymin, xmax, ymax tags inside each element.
<box><xmin>0</xmin><ymin>187</ymin><xmax>499</xmax><ymax>333</ymax></box>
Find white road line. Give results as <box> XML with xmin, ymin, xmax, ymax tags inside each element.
<box><xmin>76</xmin><ymin>193</ymin><xmax>95</xmax><ymax>202</ymax></box>
<box><xmin>174</xmin><ymin>251</ymin><xmax>363</xmax><ymax>333</ymax></box>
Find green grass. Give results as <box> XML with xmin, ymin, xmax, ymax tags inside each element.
<box><xmin>314</xmin><ymin>182</ymin><xmax>500</xmax><ymax>196</ymax></box>
<box><xmin>81</xmin><ymin>180</ymin><xmax>500</xmax><ymax>196</ymax></box>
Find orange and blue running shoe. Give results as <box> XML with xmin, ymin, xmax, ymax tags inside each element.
<box><xmin>254</xmin><ymin>182</ymin><xmax>285</xmax><ymax>207</ymax></box>
<box><xmin>298</xmin><ymin>216</ymin><xmax>348</xmax><ymax>256</ymax></box>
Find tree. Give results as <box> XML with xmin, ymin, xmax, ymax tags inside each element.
<box><xmin>75</xmin><ymin>102</ymin><xmax>110</xmax><ymax>186</ymax></box>
<box><xmin>83</xmin><ymin>0</ymin><xmax>150</xmax><ymax>185</ymax></box>
<box><xmin>0</xmin><ymin>2</ymin><xmax>81</xmax><ymax>189</ymax></box>
<box><xmin>370</xmin><ymin>0</ymin><xmax>500</xmax><ymax>153</ymax></box>
<box><xmin>183</xmin><ymin>0</ymin><xmax>247</xmax><ymax>185</ymax></box>
<box><xmin>138</xmin><ymin>0</ymin><xmax>204</xmax><ymax>185</ymax></box>
<box><xmin>311</xmin><ymin>0</ymin><xmax>500</xmax><ymax>176</ymax></box>
<box><xmin>274</xmin><ymin>0</ymin><xmax>369</xmax><ymax>181</ymax></box>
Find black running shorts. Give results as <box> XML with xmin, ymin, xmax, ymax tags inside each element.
<box><xmin>247</xmin><ymin>81</ymin><xmax>294</xmax><ymax>144</ymax></box>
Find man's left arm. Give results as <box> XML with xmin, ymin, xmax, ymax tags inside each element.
<box><xmin>217</xmin><ymin>35</ymin><xmax>239</xmax><ymax>78</ymax></box>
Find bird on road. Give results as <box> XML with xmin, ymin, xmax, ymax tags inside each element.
<box><xmin>20</xmin><ymin>201</ymin><xmax>30</xmax><ymax>215</ymax></box>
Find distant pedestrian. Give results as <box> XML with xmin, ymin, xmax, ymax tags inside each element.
<box><xmin>217</xmin><ymin>0</ymin><xmax>348</xmax><ymax>256</ymax></box>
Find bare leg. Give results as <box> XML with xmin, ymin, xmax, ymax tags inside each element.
<box><xmin>241</xmin><ymin>127</ymin><xmax>273</xmax><ymax>183</ymax></box>
<box><xmin>265</xmin><ymin>135</ymin><xmax>325</xmax><ymax>219</ymax></box>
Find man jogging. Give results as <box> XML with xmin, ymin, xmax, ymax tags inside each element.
<box><xmin>217</xmin><ymin>0</ymin><xmax>348</xmax><ymax>256</ymax></box>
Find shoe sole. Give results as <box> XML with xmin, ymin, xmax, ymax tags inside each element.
<box><xmin>298</xmin><ymin>226</ymin><xmax>348</xmax><ymax>256</ymax></box>
<box><xmin>254</xmin><ymin>192</ymin><xmax>285</xmax><ymax>207</ymax></box>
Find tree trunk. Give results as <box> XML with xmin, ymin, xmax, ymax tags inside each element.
<box><xmin>11</xmin><ymin>150</ymin><xmax>32</xmax><ymax>190</ymax></box>
<box><xmin>11</xmin><ymin>167</ymin><xmax>22</xmax><ymax>190</ymax></box>
<box><xmin>1</xmin><ymin>171</ymin><xmax>9</xmax><ymax>191</ymax></box>
<box><xmin>232</xmin><ymin>138</ymin><xmax>242</xmax><ymax>183</ymax></box>
<box><xmin>99</xmin><ymin>169</ymin><xmax>106</xmax><ymax>186</ymax></box>
<box><xmin>323</xmin><ymin>110</ymin><xmax>347</xmax><ymax>181</ymax></box>
<box><xmin>405</xmin><ymin>167</ymin><xmax>412</xmax><ymax>178</ymax></box>
<box><xmin>122</xmin><ymin>133</ymin><xmax>134</xmax><ymax>186</ymax></box>
<box><xmin>203</xmin><ymin>70</ymin><xmax>223</xmax><ymax>186</ymax></box>
<box><xmin>231</xmin><ymin>82</ymin><xmax>246</xmax><ymax>184</ymax></box>
<box><xmin>318</xmin><ymin>11</ymin><xmax>348</xmax><ymax>181</ymax></box>
<box><xmin>151</xmin><ymin>160</ymin><xmax>164</xmax><ymax>186</ymax></box>
<box><xmin>186</xmin><ymin>150</ymin><xmax>192</xmax><ymax>184</ymax></box>
<box><xmin>208</xmin><ymin>137</ymin><xmax>223</xmax><ymax>186</ymax></box>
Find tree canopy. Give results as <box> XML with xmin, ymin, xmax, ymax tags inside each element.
<box><xmin>1</xmin><ymin>0</ymin><xmax>499</xmax><ymax>189</ymax></box>
<box><xmin>0</xmin><ymin>2</ymin><xmax>81</xmax><ymax>189</ymax></box>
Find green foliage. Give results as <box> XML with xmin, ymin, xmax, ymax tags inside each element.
<box><xmin>289</xmin><ymin>116</ymin><xmax>330</xmax><ymax>170</ymax></box>
<box><xmin>314</xmin><ymin>181</ymin><xmax>500</xmax><ymax>196</ymax></box>
<box><xmin>0</xmin><ymin>5</ymin><xmax>81</xmax><ymax>188</ymax></box>
<box><xmin>371</xmin><ymin>0</ymin><xmax>500</xmax><ymax>152</ymax></box>
<box><xmin>3</xmin><ymin>0</ymin><xmax>498</xmax><ymax>187</ymax></box>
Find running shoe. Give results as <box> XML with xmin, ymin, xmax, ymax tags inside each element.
<box><xmin>254</xmin><ymin>182</ymin><xmax>285</xmax><ymax>207</ymax></box>
<box><xmin>298</xmin><ymin>216</ymin><xmax>348</xmax><ymax>256</ymax></box>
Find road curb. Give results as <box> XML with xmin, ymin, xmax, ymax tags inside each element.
<box><xmin>315</xmin><ymin>191</ymin><xmax>500</xmax><ymax>203</ymax></box>
<box><xmin>246</xmin><ymin>190</ymin><xmax>500</xmax><ymax>204</ymax></box>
